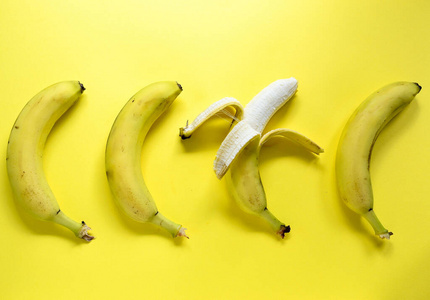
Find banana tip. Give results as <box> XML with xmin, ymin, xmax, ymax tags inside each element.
<box><xmin>176</xmin><ymin>82</ymin><xmax>183</xmax><ymax>91</ymax></box>
<box><xmin>78</xmin><ymin>81</ymin><xmax>86</xmax><ymax>93</ymax></box>
<box><xmin>177</xmin><ymin>227</ymin><xmax>189</xmax><ymax>239</ymax></box>
<box><xmin>414</xmin><ymin>82</ymin><xmax>422</xmax><ymax>93</ymax></box>
<box><xmin>378</xmin><ymin>231</ymin><xmax>393</xmax><ymax>240</ymax></box>
<box><xmin>78</xmin><ymin>222</ymin><xmax>94</xmax><ymax>242</ymax></box>
<box><xmin>277</xmin><ymin>225</ymin><xmax>291</xmax><ymax>239</ymax></box>
<box><xmin>179</xmin><ymin>127</ymin><xmax>191</xmax><ymax>139</ymax></box>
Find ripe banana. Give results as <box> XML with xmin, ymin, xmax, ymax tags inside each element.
<box><xmin>105</xmin><ymin>81</ymin><xmax>188</xmax><ymax>238</ymax></box>
<box><xmin>181</xmin><ymin>78</ymin><xmax>323</xmax><ymax>237</ymax></box>
<box><xmin>336</xmin><ymin>81</ymin><xmax>422</xmax><ymax>239</ymax></box>
<box><xmin>6</xmin><ymin>81</ymin><xmax>94</xmax><ymax>241</ymax></box>
<box><xmin>227</xmin><ymin>131</ymin><xmax>323</xmax><ymax>238</ymax></box>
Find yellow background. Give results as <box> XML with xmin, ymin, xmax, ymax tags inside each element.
<box><xmin>1</xmin><ymin>0</ymin><xmax>430</xmax><ymax>299</ymax></box>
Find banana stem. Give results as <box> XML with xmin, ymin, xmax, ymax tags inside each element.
<box><xmin>150</xmin><ymin>212</ymin><xmax>188</xmax><ymax>238</ymax></box>
<box><xmin>259</xmin><ymin>208</ymin><xmax>290</xmax><ymax>238</ymax></box>
<box><xmin>50</xmin><ymin>211</ymin><xmax>94</xmax><ymax>241</ymax></box>
<box><xmin>362</xmin><ymin>210</ymin><xmax>393</xmax><ymax>239</ymax></box>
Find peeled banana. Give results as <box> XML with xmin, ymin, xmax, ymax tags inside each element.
<box><xmin>6</xmin><ymin>81</ymin><xmax>94</xmax><ymax>241</ymax></box>
<box><xmin>105</xmin><ymin>81</ymin><xmax>188</xmax><ymax>238</ymax></box>
<box><xmin>336</xmin><ymin>81</ymin><xmax>422</xmax><ymax>239</ymax></box>
<box><xmin>181</xmin><ymin>78</ymin><xmax>323</xmax><ymax>237</ymax></box>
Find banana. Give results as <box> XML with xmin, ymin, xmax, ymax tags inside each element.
<box><xmin>6</xmin><ymin>81</ymin><xmax>94</xmax><ymax>241</ymax></box>
<box><xmin>181</xmin><ymin>78</ymin><xmax>323</xmax><ymax>237</ymax></box>
<box><xmin>227</xmin><ymin>128</ymin><xmax>323</xmax><ymax>238</ymax></box>
<box><xmin>336</xmin><ymin>81</ymin><xmax>422</xmax><ymax>239</ymax></box>
<box><xmin>105</xmin><ymin>81</ymin><xmax>188</xmax><ymax>238</ymax></box>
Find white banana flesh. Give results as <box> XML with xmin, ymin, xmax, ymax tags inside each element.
<box><xmin>336</xmin><ymin>81</ymin><xmax>422</xmax><ymax>239</ymax></box>
<box><xmin>181</xmin><ymin>78</ymin><xmax>323</xmax><ymax>237</ymax></box>
<box><xmin>6</xmin><ymin>81</ymin><xmax>94</xmax><ymax>241</ymax></box>
<box><xmin>105</xmin><ymin>81</ymin><xmax>188</xmax><ymax>238</ymax></box>
<box><xmin>244</xmin><ymin>78</ymin><xmax>298</xmax><ymax>133</ymax></box>
<box><xmin>213</xmin><ymin>121</ymin><xmax>259</xmax><ymax>179</ymax></box>
<box><xmin>214</xmin><ymin>78</ymin><xmax>299</xmax><ymax>178</ymax></box>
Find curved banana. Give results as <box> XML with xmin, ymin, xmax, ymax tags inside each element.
<box><xmin>336</xmin><ymin>81</ymin><xmax>422</xmax><ymax>239</ymax></box>
<box><xmin>181</xmin><ymin>78</ymin><xmax>323</xmax><ymax>237</ymax></box>
<box><xmin>105</xmin><ymin>81</ymin><xmax>188</xmax><ymax>238</ymax></box>
<box><xmin>226</xmin><ymin>137</ymin><xmax>290</xmax><ymax>237</ymax></box>
<box><xmin>6</xmin><ymin>81</ymin><xmax>94</xmax><ymax>241</ymax></box>
<box><xmin>227</xmin><ymin>130</ymin><xmax>323</xmax><ymax>238</ymax></box>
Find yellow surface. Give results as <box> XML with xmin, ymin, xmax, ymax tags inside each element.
<box><xmin>1</xmin><ymin>0</ymin><xmax>430</xmax><ymax>299</ymax></box>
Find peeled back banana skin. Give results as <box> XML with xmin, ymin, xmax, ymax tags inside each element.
<box><xmin>336</xmin><ymin>81</ymin><xmax>422</xmax><ymax>239</ymax></box>
<box><xmin>7</xmin><ymin>81</ymin><xmax>94</xmax><ymax>241</ymax></box>
<box><xmin>105</xmin><ymin>81</ymin><xmax>188</xmax><ymax>238</ymax></box>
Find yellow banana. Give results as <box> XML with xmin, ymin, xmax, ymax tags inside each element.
<box><xmin>336</xmin><ymin>81</ymin><xmax>422</xmax><ymax>239</ymax></box>
<box><xmin>227</xmin><ymin>130</ymin><xmax>323</xmax><ymax>238</ymax></box>
<box><xmin>181</xmin><ymin>78</ymin><xmax>323</xmax><ymax>237</ymax></box>
<box><xmin>105</xmin><ymin>81</ymin><xmax>188</xmax><ymax>238</ymax></box>
<box><xmin>6</xmin><ymin>81</ymin><xmax>94</xmax><ymax>241</ymax></box>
